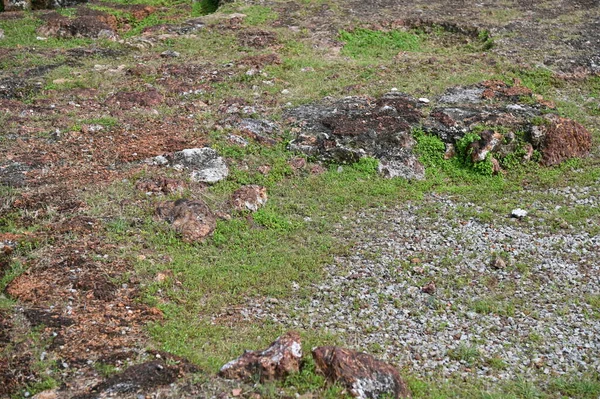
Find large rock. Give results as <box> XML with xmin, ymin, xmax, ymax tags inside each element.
<box><xmin>37</xmin><ymin>10</ymin><xmax>117</xmax><ymax>39</ymax></box>
<box><xmin>172</xmin><ymin>147</ymin><xmax>229</xmax><ymax>183</ymax></box>
<box><xmin>231</xmin><ymin>185</ymin><xmax>268</xmax><ymax>212</ymax></box>
<box><xmin>312</xmin><ymin>346</ymin><xmax>410</xmax><ymax>399</ymax></box>
<box><xmin>286</xmin><ymin>92</ymin><xmax>425</xmax><ymax>180</ymax></box>
<box><xmin>155</xmin><ymin>199</ymin><xmax>216</xmax><ymax>243</ymax></box>
<box><xmin>424</xmin><ymin>80</ymin><xmax>591</xmax><ymax>168</ymax></box>
<box><xmin>530</xmin><ymin>114</ymin><xmax>592</xmax><ymax>166</ymax></box>
<box><xmin>219</xmin><ymin>331</ymin><xmax>302</xmax><ymax>382</ymax></box>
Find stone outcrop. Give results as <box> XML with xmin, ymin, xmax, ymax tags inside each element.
<box><xmin>37</xmin><ymin>10</ymin><xmax>117</xmax><ymax>39</ymax></box>
<box><xmin>231</xmin><ymin>185</ymin><xmax>268</xmax><ymax>212</ymax></box>
<box><xmin>148</xmin><ymin>148</ymin><xmax>229</xmax><ymax>184</ymax></box>
<box><xmin>219</xmin><ymin>331</ymin><xmax>302</xmax><ymax>382</ymax></box>
<box><xmin>312</xmin><ymin>346</ymin><xmax>410</xmax><ymax>399</ymax></box>
<box><xmin>286</xmin><ymin>92</ymin><xmax>425</xmax><ymax>180</ymax></box>
<box><xmin>155</xmin><ymin>199</ymin><xmax>216</xmax><ymax>243</ymax></box>
<box><xmin>172</xmin><ymin>148</ymin><xmax>229</xmax><ymax>183</ymax></box>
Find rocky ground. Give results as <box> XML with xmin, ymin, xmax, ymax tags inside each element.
<box><xmin>0</xmin><ymin>0</ymin><xmax>599</xmax><ymax>398</ymax></box>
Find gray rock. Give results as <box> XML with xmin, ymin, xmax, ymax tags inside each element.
<box><xmin>285</xmin><ymin>93</ymin><xmax>425</xmax><ymax>180</ymax></box>
<box><xmin>0</xmin><ymin>29</ymin><xmax>5</xmax><ymax>40</ymax></box>
<box><xmin>173</xmin><ymin>148</ymin><xmax>228</xmax><ymax>183</ymax></box>
<box><xmin>3</xmin><ymin>0</ymin><xmax>31</xmax><ymax>10</ymax></box>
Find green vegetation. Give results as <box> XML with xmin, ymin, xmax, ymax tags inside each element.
<box><xmin>339</xmin><ymin>28</ymin><xmax>422</xmax><ymax>59</ymax></box>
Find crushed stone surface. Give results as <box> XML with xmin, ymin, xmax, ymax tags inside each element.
<box><xmin>243</xmin><ymin>193</ymin><xmax>600</xmax><ymax>381</ymax></box>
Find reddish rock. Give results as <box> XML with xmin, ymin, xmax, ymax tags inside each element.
<box><xmin>289</xmin><ymin>157</ymin><xmax>306</xmax><ymax>170</ymax></box>
<box><xmin>312</xmin><ymin>346</ymin><xmax>410</xmax><ymax>399</ymax></box>
<box><xmin>155</xmin><ymin>199</ymin><xmax>216</xmax><ymax>243</ymax></box>
<box><xmin>231</xmin><ymin>185</ymin><xmax>268</xmax><ymax>212</ymax></box>
<box><xmin>421</xmin><ymin>281</ymin><xmax>436</xmax><ymax>294</ymax></box>
<box><xmin>219</xmin><ymin>331</ymin><xmax>302</xmax><ymax>382</ymax></box>
<box><xmin>468</xmin><ymin>130</ymin><xmax>503</xmax><ymax>162</ymax></box>
<box><xmin>530</xmin><ymin>114</ymin><xmax>592</xmax><ymax>166</ymax></box>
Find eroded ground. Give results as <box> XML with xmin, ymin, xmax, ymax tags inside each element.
<box><xmin>0</xmin><ymin>0</ymin><xmax>599</xmax><ymax>398</ymax></box>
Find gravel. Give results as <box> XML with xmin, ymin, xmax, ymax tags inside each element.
<box><xmin>239</xmin><ymin>192</ymin><xmax>600</xmax><ymax>382</ymax></box>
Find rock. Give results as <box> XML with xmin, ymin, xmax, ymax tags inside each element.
<box><xmin>312</xmin><ymin>346</ymin><xmax>410</xmax><ymax>399</ymax></box>
<box><xmin>160</xmin><ymin>50</ymin><xmax>180</xmax><ymax>58</ymax></box>
<box><xmin>172</xmin><ymin>148</ymin><xmax>229</xmax><ymax>183</ymax></box>
<box><xmin>36</xmin><ymin>11</ymin><xmax>117</xmax><ymax>39</ymax></box>
<box><xmin>231</xmin><ymin>185</ymin><xmax>268</xmax><ymax>212</ymax></box>
<box><xmin>421</xmin><ymin>281</ymin><xmax>436</xmax><ymax>294</ymax></box>
<box><xmin>490</xmin><ymin>255</ymin><xmax>506</xmax><ymax>269</ymax></box>
<box><xmin>530</xmin><ymin>114</ymin><xmax>592</xmax><ymax>166</ymax></box>
<box><xmin>0</xmin><ymin>162</ymin><xmax>30</xmax><ymax>187</ymax></box>
<box><xmin>31</xmin><ymin>390</ymin><xmax>58</xmax><ymax>399</ymax></box>
<box><xmin>0</xmin><ymin>29</ymin><xmax>5</xmax><ymax>40</ymax></box>
<box><xmin>468</xmin><ymin>130</ymin><xmax>503</xmax><ymax>162</ymax></box>
<box><xmin>219</xmin><ymin>331</ymin><xmax>302</xmax><ymax>382</ymax></box>
<box><xmin>511</xmin><ymin>208</ymin><xmax>528</xmax><ymax>219</ymax></box>
<box><xmin>155</xmin><ymin>199</ymin><xmax>216</xmax><ymax>243</ymax></box>
<box><xmin>286</xmin><ymin>92</ymin><xmax>425</xmax><ymax>180</ymax></box>
<box><xmin>3</xmin><ymin>0</ymin><xmax>31</xmax><ymax>11</ymax></box>
<box><xmin>235</xmin><ymin>118</ymin><xmax>281</xmax><ymax>145</ymax></box>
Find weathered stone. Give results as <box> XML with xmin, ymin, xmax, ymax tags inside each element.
<box><xmin>468</xmin><ymin>130</ymin><xmax>503</xmax><ymax>162</ymax></box>
<box><xmin>312</xmin><ymin>346</ymin><xmax>410</xmax><ymax>399</ymax></box>
<box><xmin>0</xmin><ymin>162</ymin><xmax>30</xmax><ymax>187</ymax></box>
<box><xmin>3</xmin><ymin>0</ymin><xmax>31</xmax><ymax>11</ymax></box>
<box><xmin>219</xmin><ymin>331</ymin><xmax>302</xmax><ymax>382</ymax></box>
<box><xmin>155</xmin><ymin>199</ymin><xmax>216</xmax><ymax>243</ymax></box>
<box><xmin>231</xmin><ymin>185</ymin><xmax>268</xmax><ymax>212</ymax></box>
<box><xmin>236</xmin><ymin>118</ymin><xmax>281</xmax><ymax>145</ymax></box>
<box><xmin>172</xmin><ymin>147</ymin><xmax>229</xmax><ymax>183</ymax></box>
<box><xmin>530</xmin><ymin>114</ymin><xmax>592</xmax><ymax>166</ymax></box>
<box><xmin>37</xmin><ymin>11</ymin><xmax>117</xmax><ymax>39</ymax></box>
<box><xmin>286</xmin><ymin>93</ymin><xmax>424</xmax><ymax>180</ymax></box>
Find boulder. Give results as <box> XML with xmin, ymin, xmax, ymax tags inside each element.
<box><xmin>155</xmin><ymin>199</ymin><xmax>216</xmax><ymax>243</ymax></box>
<box><xmin>219</xmin><ymin>331</ymin><xmax>302</xmax><ymax>382</ymax></box>
<box><xmin>312</xmin><ymin>346</ymin><xmax>410</xmax><ymax>399</ymax></box>
<box><xmin>231</xmin><ymin>185</ymin><xmax>267</xmax><ymax>212</ymax></box>
<box><xmin>530</xmin><ymin>114</ymin><xmax>592</xmax><ymax>166</ymax></box>
<box><xmin>286</xmin><ymin>92</ymin><xmax>425</xmax><ymax>180</ymax></box>
<box><xmin>172</xmin><ymin>147</ymin><xmax>229</xmax><ymax>183</ymax></box>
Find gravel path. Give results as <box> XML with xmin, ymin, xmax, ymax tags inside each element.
<box><xmin>241</xmin><ymin>192</ymin><xmax>600</xmax><ymax>381</ymax></box>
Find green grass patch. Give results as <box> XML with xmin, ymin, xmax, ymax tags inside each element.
<box><xmin>339</xmin><ymin>28</ymin><xmax>422</xmax><ymax>59</ymax></box>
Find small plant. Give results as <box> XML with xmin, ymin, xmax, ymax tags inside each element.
<box><xmin>448</xmin><ymin>344</ymin><xmax>480</xmax><ymax>366</ymax></box>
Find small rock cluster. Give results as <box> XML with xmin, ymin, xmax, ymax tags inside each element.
<box><xmin>219</xmin><ymin>332</ymin><xmax>410</xmax><ymax>399</ymax></box>
<box><xmin>148</xmin><ymin>148</ymin><xmax>268</xmax><ymax>242</ymax></box>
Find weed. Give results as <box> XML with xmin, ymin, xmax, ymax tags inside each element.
<box><xmin>448</xmin><ymin>344</ymin><xmax>480</xmax><ymax>366</ymax></box>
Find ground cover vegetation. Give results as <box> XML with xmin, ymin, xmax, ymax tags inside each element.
<box><xmin>0</xmin><ymin>0</ymin><xmax>599</xmax><ymax>397</ymax></box>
